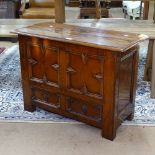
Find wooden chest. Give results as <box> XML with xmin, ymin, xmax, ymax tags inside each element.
<box><xmin>14</xmin><ymin>22</ymin><xmax>147</xmax><ymax>140</ymax></box>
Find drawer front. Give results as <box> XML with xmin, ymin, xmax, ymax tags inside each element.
<box><xmin>64</xmin><ymin>44</ymin><xmax>104</xmax><ymax>100</ymax></box>
<box><xmin>27</xmin><ymin>39</ymin><xmax>60</xmax><ymax>89</ymax></box>
<box><xmin>31</xmin><ymin>87</ymin><xmax>61</xmax><ymax>110</ymax></box>
<box><xmin>66</xmin><ymin>96</ymin><xmax>102</xmax><ymax>124</ymax></box>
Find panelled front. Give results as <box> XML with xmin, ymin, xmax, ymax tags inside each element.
<box><xmin>17</xmin><ymin>22</ymin><xmax>145</xmax><ymax>140</ymax></box>
<box><xmin>63</xmin><ymin>44</ymin><xmax>104</xmax><ymax>100</ymax></box>
<box><xmin>26</xmin><ymin>37</ymin><xmax>61</xmax><ymax>112</ymax></box>
<box><xmin>61</xmin><ymin>44</ymin><xmax>104</xmax><ymax>126</ymax></box>
<box><xmin>23</xmin><ymin>37</ymin><xmax>104</xmax><ymax>126</ymax></box>
<box><xmin>27</xmin><ymin>39</ymin><xmax>60</xmax><ymax>87</ymax></box>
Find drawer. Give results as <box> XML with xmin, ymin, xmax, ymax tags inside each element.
<box><xmin>66</xmin><ymin>96</ymin><xmax>102</xmax><ymax>123</ymax></box>
<box><xmin>31</xmin><ymin>87</ymin><xmax>61</xmax><ymax>110</ymax></box>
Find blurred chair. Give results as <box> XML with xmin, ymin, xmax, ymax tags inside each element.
<box><xmin>123</xmin><ymin>1</ymin><xmax>143</xmax><ymax>20</ymax></box>
<box><xmin>19</xmin><ymin>0</ymin><xmax>55</xmax><ymax>19</ymax></box>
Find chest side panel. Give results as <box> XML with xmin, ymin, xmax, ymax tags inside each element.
<box><xmin>118</xmin><ymin>46</ymin><xmax>139</xmax><ymax>121</ymax></box>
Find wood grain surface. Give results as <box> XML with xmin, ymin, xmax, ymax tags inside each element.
<box><xmin>66</xmin><ymin>18</ymin><xmax>155</xmax><ymax>39</ymax></box>
<box><xmin>1</xmin><ymin>18</ymin><xmax>154</xmax><ymax>39</ymax></box>
<box><xmin>13</xmin><ymin>21</ymin><xmax>148</xmax><ymax>52</ymax></box>
<box><xmin>16</xmin><ymin>21</ymin><xmax>144</xmax><ymax>140</ymax></box>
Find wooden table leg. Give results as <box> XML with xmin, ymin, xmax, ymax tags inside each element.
<box><xmin>153</xmin><ymin>2</ymin><xmax>155</xmax><ymax>23</ymax></box>
<box><xmin>55</xmin><ymin>0</ymin><xmax>65</xmax><ymax>23</ymax></box>
<box><xmin>144</xmin><ymin>39</ymin><xmax>153</xmax><ymax>81</ymax></box>
<box><xmin>151</xmin><ymin>40</ymin><xmax>155</xmax><ymax>98</ymax></box>
<box><xmin>143</xmin><ymin>1</ymin><xmax>149</xmax><ymax>20</ymax></box>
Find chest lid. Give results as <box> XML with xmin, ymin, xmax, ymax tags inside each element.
<box><xmin>13</xmin><ymin>22</ymin><xmax>148</xmax><ymax>52</ymax></box>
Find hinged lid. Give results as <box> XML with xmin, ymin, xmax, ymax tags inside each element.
<box><xmin>13</xmin><ymin>22</ymin><xmax>148</xmax><ymax>52</ymax></box>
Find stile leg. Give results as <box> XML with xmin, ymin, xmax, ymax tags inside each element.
<box><xmin>102</xmin><ymin>52</ymin><xmax>118</xmax><ymax>141</ymax></box>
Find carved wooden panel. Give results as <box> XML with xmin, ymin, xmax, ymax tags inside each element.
<box><xmin>27</xmin><ymin>43</ymin><xmax>60</xmax><ymax>87</ymax></box>
<box><xmin>67</xmin><ymin>97</ymin><xmax>102</xmax><ymax>123</ymax></box>
<box><xmin>17</xmin><ymin>30</ymin><xmax>140</xmax><ymax>140</ymax></box>
<box><xmin>32</xmin><ymin>87</ymin><xmax>60</xmax><ymax>109</ymax></box>
<box><xmin>66</xmin><ymin>51</ymin><xmax>103</xmax><ymax>99</ymax></box>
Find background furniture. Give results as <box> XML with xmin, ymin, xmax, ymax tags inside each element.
<box><xmin>143</xmin><ymin>0</ymin><xmax>149</xmax><ymax>20</ymax></box>
<box><xmin>15</xmin><ymin>22</ymin><xmax>147</xmax><ymax>140</ymax></box>
<box><xmin>153</xmin><ymin>2</ymin><xmax>155</xmax><ymax>23</ymax></box>
<box><xmin>110</xmin><ymin>0</ymin><xmax>122</xmax><ymax>7</ymax></box>
<box><xmin>0</xmin><ymin>0</ymin><xmax>21</xmax><ymax>18</ymax></box>
<box><xmin>68</xmin><ymin>0</ymin><xmax>122</xmax><ymax>7</ymax></box>
<box><xmin>68</xmin><ymin>0</ymin><xmax>80</xmax><ymax>7</ymax></box>
<box><xmin>123</xmin><ymin>1</ymin><xmax>143</xmax><ymax>20</ymax></box>
<box><xmin>79</xmin><ymin>0</ymin><xmax>109</xmax><ymax>19</ymax></box>
<box><xmin>19</xmin><ymin>0</ymin><xmax>55</xmax><ymax>19</ymax></box>
<box><xmin>123</xmin><ymin>1</ymin><xmax>151</xmax><ymax>20</ymax></box>
<box><xmin>55</xmin><ymin>0</ymin><xmax>65</xmax><ymax>23</ymax></box>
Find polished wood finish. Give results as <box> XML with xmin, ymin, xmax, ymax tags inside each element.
<box><xmin>5</xmin><ymin>18</ymin><xmax>155</xmax><ymax>98</ymax></box>
<box><xmin>14</xmin><ymin>22</ymin><xmax>147</xmax><ymax>51</ymax></box>
<box><xmin>65</xmin><ymin>19</ymin><xmax>155</xmax><ymax>39</ymax></box>
<box><xmin>4</xmin><ymin>18</ymin><xmax>155</xmax><ymax>38</ymax></box>
<box><xmin>14</xmin><ymin>22</ymin><xmax>147</xmax><ymax>140</ymax></box>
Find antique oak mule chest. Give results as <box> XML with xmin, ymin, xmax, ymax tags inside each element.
<box><xmin>14</xmin><ymin>22</ymin><xmax>147</xmax><ymax>140</ymax></box>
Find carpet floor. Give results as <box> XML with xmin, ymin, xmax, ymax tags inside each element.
<box><xmin>0</xmin><ymin>122</ymin><xmax>155</xmax><ymax>155</ymax></box>
<box><xmin>0</xmin><ymin>44</ymin><xmax>155</xmax><ymax>125</ymax></box>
